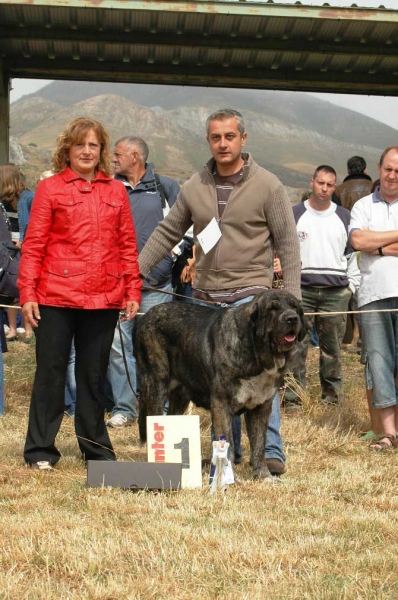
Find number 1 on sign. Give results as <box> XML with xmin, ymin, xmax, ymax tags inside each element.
<box><xmin>174</xmin><ymin>438</ymin><xmax>190</xmax><ymax>469</ymax></box>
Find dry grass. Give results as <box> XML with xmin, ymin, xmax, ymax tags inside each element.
<box><xmin>1</xmin><ymin>343</ymin><xmax>398</xmax><ymax>600</ymax></box>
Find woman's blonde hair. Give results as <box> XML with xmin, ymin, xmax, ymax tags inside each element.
<box><xmin>0</xmin><ymin>163</ymin><xmax>26</xmax><ymax>210</ymax></box>
<box><xmin>52</xmin><ymin>117</ymin><xmax>112</xmax><ymax>176</ymax></box>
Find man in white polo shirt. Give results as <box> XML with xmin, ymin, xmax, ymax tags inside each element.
<box><xmin>350</xmin><ymin>146</ymin><xmax>398</xmax><ymax>451</ymax></box>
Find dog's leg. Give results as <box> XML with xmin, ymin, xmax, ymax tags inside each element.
<box><xmin>246</xmin><ymin>401</ymin><xmax>273</xmax><ymax>479</ymax></box>
<box><xmin>136</xmin><ymin>337</ymin><xmax>171</xmax><ymax>444</ymax></box>
<box><xmin>169</xmin><ymin>385</ymin><xmax>192</xmax><ymax>415</ymax></box>
<box><xmin>138</xmin><ymin>371</ymin><xmax>170</xmax><ymax>443</ymax></box>
<box><xmin>211</xmin><ymin>398</ymin><xmax>235</xmax><ymax>462</ymax></box>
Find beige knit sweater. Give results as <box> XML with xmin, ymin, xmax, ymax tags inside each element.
<box><xmin>139</xmin><ymin>153</ymin><xmax>301</xmax><ymax>300</ymax></box>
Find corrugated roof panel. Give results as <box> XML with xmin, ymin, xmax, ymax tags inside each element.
<box><xmin>357</xmin><ymin>55</ymin><xmax>379</xmax><ymax>73</ymax></box>
<box><xmin>153</xmin><ymin>46</ymin><xmax>173</xmax><ymax>64</ymax></box>
<box><xmin>204</xmin><ymin>48</ymin><xmax>224</xmax><ymax>66</ymax></box>
<box><xmin>380</xmin><ymin>57</ymin><xmax>397</xmax><ymax>72</ymax></box>
<box><xmin>130</xmin><ymin>44</ymin><xmax>152</xmax><ymax>63</ymax></box>
<box><xmin>105</xmin><ymin>43</ymin><xmax>124</xmax><ymax>62</ymax></box>
<box><xmin>369</xmin><ymin>22</ymin><xmax>397</xmax><ymax>42</ymax></box>
<box><xmin>315</xmin><ymin>19</ymin><xmax>343</xmax><ymax>40</ymax></box>
<box><xmin>156</xmin><ymin>10</ymin><xmax>180</xmax><ymax>32</ymax></box>
<box><xmin>6</xmin><ymin>39</ymin><xmax>22</xmax><ymax>59</ymax></box>
<box><xmin>130</xmin><ymin>10</ymin><xmax>154</xmax><ymax>31</ymax></box>
<box><xmin>253</xmin><ymin>50</ymin><xmax>277</xmax><ymax>69</ymax></box>
<box><xmin>227</xmin><ymin>48</ymin><xmax>248</xmax><ymax>67</ymax></box>
<box><xmin>336</xmin><ymin>21</ymin><xmax>363</xmax><ymax>40</ymax></box>
<box><xmin>289</xmin><ymin>18</ymin><xmax>317</xmax><ymax>38</ymax></box>
<box><xmin>28</xmin><ymin>40</ymin><xmax>48</xmax><ymax>59</ymax></box>
<box><xmin>99</xmin><ymin>7</ymin><xmax>123</xmax><ymax>30</ymax></box>
<box><xmin>52</xmin><ymin>41</ymin><xmax>68</xmax><ymax>61</ymax></box>
<box><xmin>281</xmin><ymin>51</ymin><xmax>302</xmax><ymax>68</ymax></box>
<box><xmin>49</xmin><ymin>7</ymin><xmax>71</xmax><ymax>28</ymax></box>
<box><xmin>226</xmin><ymin>16</ymin><xmax>257</xmax><ymax>37</ymax></box>
<box><xmin>2</xmin><ymin>5</ymin><xmax>21</xmax><ymax>25</ymax></box>
<box><xmin>329</xmin><ymin>53</ymin><xmax>353</xmax><ymax>71</ymax></box>
<box><xmin>1</xmin><ymin>1</ymin><xmax>398</xmax><ymax>94</ymax></box>
<box><xmin>248</xmin><ymin>16</ymin><xmax>269</xmax><ymax>39</ymax></box>
<box><xmin>80</xmin><ymin>42</ymin><xmax>98</xmax><ymax>59</ymax></box>
<box><xmin>264</xmin><ymin>17</ymin><xmax>289</xmax><ymax>37</ymax></box>
<box><xmin>355</xmin><ymin>55</ymin><xmax>379</xmax><ymax>72</ymax></box>
<box><xmin>182</xmin><ymin>13</ymin><xmax>207</xmax><ymax>34</ymax></box>
<box><xmin>179</xmin><ymin>47</ymin><xmax>193</xmax><ymax>62</ymax></box>
<box><xmin>77</xmin><ymin>7</ymin><xmax>98</xmax><ymax>29</ymax></box>
<box><xmin>96</xmin><ymin>8</ymin><xmax>143</xmax><ymax>32</ymax></box>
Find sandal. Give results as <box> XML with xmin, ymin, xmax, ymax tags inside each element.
<box><xmin>370</xmin><ymin>435</ymin><xmax>398</xmax><ymax>452</ymax></box>
<box><xmin>6</xmin><ymin>335</ymin><xmax>18</xmax><ymax>342</ymax></box>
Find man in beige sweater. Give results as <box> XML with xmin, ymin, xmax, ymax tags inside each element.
<box><xmin>139</xmin><ymin>108</ymin><xmax>301</xmax><ymax>476</ymax></box>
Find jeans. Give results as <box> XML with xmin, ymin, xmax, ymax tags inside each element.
<box><xmin>107</xmin><ymin>282</ymin><xmax>173</xmax><ymax>419</ymax></box>
<box><xmin>64</xmin><ymin>339</ymin><xmax>76</xmax><ymax>416</ymax></box>
<box><xmin>204</xmin><ymin>294</ymin><xmax>285</xmax><ymax>464</ymax></box>
<box><xmin>361</xmin><ymin>298</ymin><xmax>398</xmax><ymax>409</ymax></box>
<box><xmin>286</xmin><ymin>286</ymin><xmax>351</xmax><ymax>400</ymax></box>
<box><xmin>310</xmin><ymin>324</ymin><xmax>319</xmax><ymax>347</ymax></box>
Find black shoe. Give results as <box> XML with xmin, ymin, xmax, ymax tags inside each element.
<box><xmin>321</xmin><ymin>394</ymin><xmax>344</xmax><ymax>406</ymax></box>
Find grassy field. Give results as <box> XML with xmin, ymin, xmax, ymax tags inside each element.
<box><xmin>1</xmin><ymin>342</ymin><xmax>398</xmax><ymax>600</ymax></box>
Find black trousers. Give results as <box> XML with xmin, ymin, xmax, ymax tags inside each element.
<box><xmin>24</xmin><ymin>306</ymin><xmax>119</xmax><ymax>465</ymax></box>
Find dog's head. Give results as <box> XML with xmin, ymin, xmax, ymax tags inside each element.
<box><xmin>248</xmin><ymin>290</ymin><xmax>305</xmax><ymax>360</ymax></box>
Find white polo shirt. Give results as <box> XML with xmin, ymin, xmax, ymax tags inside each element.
<box><xmin>349</xmin><ymin>189</ymin><xmax>398</xmax><ymax>307</ymax></box>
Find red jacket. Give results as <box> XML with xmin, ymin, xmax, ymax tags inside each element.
<box><xmin>18</xmin><ymin>168</ymin><xmax>142</xmax><ymax>309</ymax></box>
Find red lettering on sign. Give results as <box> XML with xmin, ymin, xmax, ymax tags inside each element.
<box><xmin>154</xmin><ymin>431</ymin><xmax>164</xmax><ymax>443</ymax></box>
<box><xmin>152</xmin><ymin>423</ymin><xmax>165</xmax><ymax>462</ymax></box>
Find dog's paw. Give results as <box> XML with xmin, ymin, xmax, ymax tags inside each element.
<box><xmin>252</xmin><ymin>466</ymin><xmax>272</xmax><ymax>480</ymax></box>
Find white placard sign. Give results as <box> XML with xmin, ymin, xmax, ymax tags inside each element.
<box><xmin>147</xmin><ymin>415</ymin><xmax>202</xmax><ymax>489</ymax></box>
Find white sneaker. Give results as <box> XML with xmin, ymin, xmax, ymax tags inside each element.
<box><xmin>106</xmin><ymin>413</ymin><xmax>131</xmax><ymax>428</ymax></box>
<box><xmin>31</xmin><ymin>461</ymin><xmax>53</xmax><ymax>471</ymax></box>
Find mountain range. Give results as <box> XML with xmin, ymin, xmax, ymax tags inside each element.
<box><xmin>10</xmin><ymin>81</ymin><xmax>397</xmax><ymax>191</ymax></box>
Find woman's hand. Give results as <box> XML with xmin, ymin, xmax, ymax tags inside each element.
<box><xmin>124</xmin><ymin>301</ymin><xmax>140</xmax><ymax>320</ymax></box>
<box><xmin>22</xmin><ymin>302</ymin><xmax>41</xmax><ymax>328</ymax></box>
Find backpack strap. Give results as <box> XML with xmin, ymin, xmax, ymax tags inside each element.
<box><xmin>154</xmin><ymin>173</ymin><xmax>167</xmax><ymax>209</ymax></box>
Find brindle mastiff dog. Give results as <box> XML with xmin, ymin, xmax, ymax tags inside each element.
<box><xmin>135</xmin><ymin>290</ymin><xmax>305</xmax><ymax>479</ymax></box>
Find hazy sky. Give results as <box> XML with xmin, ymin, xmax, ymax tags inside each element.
<box><xmin>9</xmin><ymin>0</ymin><xmax>398</xmax><ymax>130</ymax></box>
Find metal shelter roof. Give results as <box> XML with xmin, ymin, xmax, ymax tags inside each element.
<box><xmin>1</xmin><ymin>1</ymin><xmax>398</xmax><ymax>95</ymax></box>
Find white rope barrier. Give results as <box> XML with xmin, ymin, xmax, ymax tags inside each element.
<box><xmin>305</xmin><ymin>308</ymin><xmax>398</xmax><ymax>317</ymax></box>
<box><xmin>1</xmin><ymin>303</ymin><xmax>398</xmax><ymax>318</ymax></box>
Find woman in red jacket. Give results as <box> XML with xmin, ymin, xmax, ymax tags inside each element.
<box><xmin>19</xmin><ymin>117</ymin><xmax>142</xmax><ymax>470</ymax></box>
